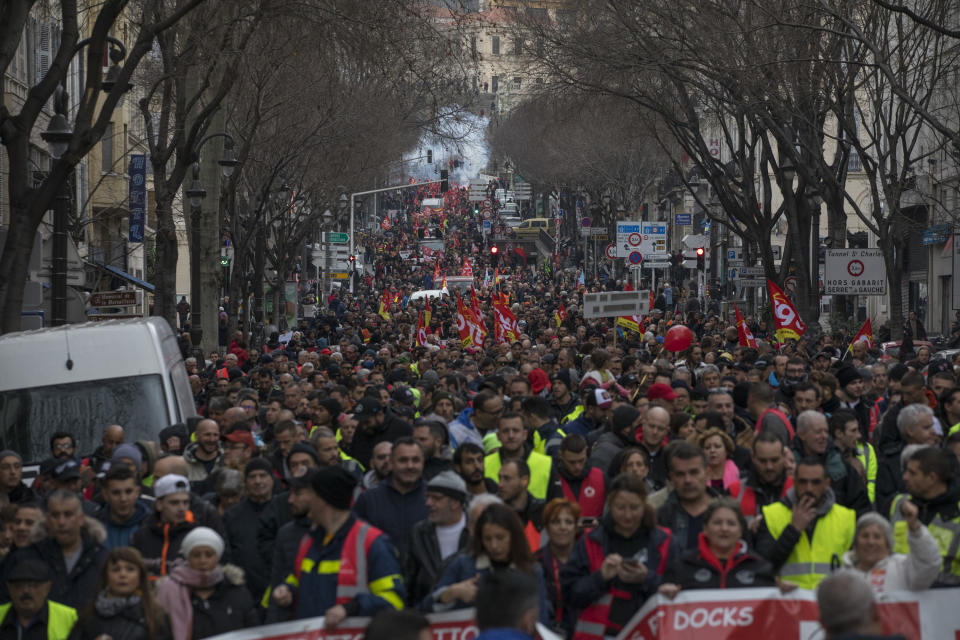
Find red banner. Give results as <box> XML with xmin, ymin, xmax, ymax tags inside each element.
<box><xmin>734</xmin><ymin>304</ymin><xmax>757</xmax><ymax>348</ymax></box>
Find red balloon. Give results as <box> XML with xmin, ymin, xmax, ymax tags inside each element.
<box><xmin>663</xmin><ymin>325</ymin><xmax>694</xmax><ymax>352</ymax></box>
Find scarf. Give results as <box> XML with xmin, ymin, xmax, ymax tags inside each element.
<box><xmin>95</xmin><ymin>591</ymin><xmax>141</xmax><ymax>618</ymax></box>
<box><xmin>155</xmin><ymin>563</ymin><xmax>224</xmax><ymax>640</ymax></box>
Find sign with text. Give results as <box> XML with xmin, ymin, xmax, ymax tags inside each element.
<box><xmin>614</xmin><ymin>587</ymin><xmax>960</xmax><ymax>640</ymax></box>
<box><xmin>583</xmin><ymin>291</ymin><xmax>651</xmax><ymax>318</ymax></box>
<box><xmin>824</xmin><ymin>248</ymin><xmax>886</xmax><ymax>295</ymax></box>
<box><xmin>617</xmin><ymin>221</ymin><xmax>666</xmax><ymax>258</ymax></box>
<box><xmin>128</xmin><ymin>154</ymin><xmax>146</xmax><ymax>242</ymax></box>
<box><xmin>90</xmin><ymin>291</ymin><xmax>138</xmax><ymax>307</ymax></box>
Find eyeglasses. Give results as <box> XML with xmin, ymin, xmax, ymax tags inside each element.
<box><xmin>53</xmin><ymin>443</ymin><xmax>74</xmax><ymax>451</ymax></box>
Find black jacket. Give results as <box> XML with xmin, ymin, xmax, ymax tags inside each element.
<box><xmin>130</xmin><ymin>512</ymin><xmax>197</xmax><ymax>576</ymax></box>
<box><xmin>190</xmin><ymin>578</ymin><xmax>261</xmax><ymax>639</ymax></box>
<box><xmin>793</xmin><ymin>440</ymin><xmax>871</xmax><ymax>516</ymax></box>
<box><xmin>403</xmin><ymin>518</ymin><xmax>469</xmax><ymax>606</ymax></box>
<box><xmin>256</xmin><ymin>492</ymin><xmax>292</xmax><ymax>572</ymax></box>
<box><xmin>656</xmin><ymin>488</ymin><xmax>722</xmax><ymax>551</ymax></box>
<box><xmin>754</xmin><ymin>487</ymin><xmax>848</xmax><ymax>573</ymax></box>
<box><xmin>353</xmin><ymin>475</ymin><xmax>427</xmax><ymax>558</ymax></box>
<box><xmin>662</xmin><ymin>536</ymin><xmax>776</xmax><ymax>590</ymax></box>
<box><xmin>347</xmin><ymin>412</ymin><xmax>413</xmax><ymax>470</ymax></box>
<box><xmin>264</xmin><ymin>516</ymin><xmax>313</xmax><ymax>623</ymax></box>
<box><xmin>224</xmin><ymin>497</ymin><xmax>272</xmax><ymax>600</ymax></box>
<box><xmin>69</xmin><ymin>599</ymin><xmax>172</xmax><ymax>640</ymax></box>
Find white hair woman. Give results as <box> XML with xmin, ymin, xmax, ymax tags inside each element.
<box><xmin>840</xmin><ymin>503</ymin><xmax>940</xmax><ymax>593</ymax></box>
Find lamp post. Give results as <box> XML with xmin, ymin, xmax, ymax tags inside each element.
<box><xmin>806</xmin><ymin>183</ymin><xmax>823</xmax><ymax>322</ymax></box>
<box><xmin>183</xmin><ymin>133</ymin><xmax>239</xmax><ymax>349</ymax></box>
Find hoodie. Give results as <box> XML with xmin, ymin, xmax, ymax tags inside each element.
<box><xmin>448</xmin><ymin>407</ymin><xmax>484</xmax><ymax>449</ymax></box>
<box><xmin>96</xmin><ymin>498</ymin><xmax>152</xmax><ymax>549</ymax></box>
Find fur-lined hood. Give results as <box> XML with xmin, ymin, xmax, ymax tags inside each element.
<box><xmin>30</xmin><ymin>514</ymin><xmax>107</xmax><ymax>545</ymax></box>
<box><xmin>159</xmin><ymin>560</ymin><xmax>246</xmax><ymax>586</ymax></box>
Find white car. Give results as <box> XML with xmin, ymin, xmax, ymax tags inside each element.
<box><xmin>501</xmin><ymin>215</ymin><xmax>522</xmax><ymax>228</ymax></box>
<box><xmin>409</xmin><ymin>289</ymin><xmax>445</xmax><ymax>302</ymax></box>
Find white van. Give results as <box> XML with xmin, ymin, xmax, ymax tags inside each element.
<box><xmin>0</xmin><ymin>317</ymin><xmax>196</xmax><ymax>462</ymax></box>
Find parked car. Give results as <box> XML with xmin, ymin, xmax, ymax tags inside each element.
<box><xmin>880</xmin><ymin>340</ymin><xmax>935</xmax><ymax>362</ymax></box>
<box><xmin>515</xmin><ymin>217</ymin><xmax>556</xmax><ymax>237</ymax></box>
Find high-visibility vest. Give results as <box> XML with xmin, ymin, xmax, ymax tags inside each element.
<box><xmin>560</xmin><ymin>467</ymin><xmax>605</xmax><ymax>518</ymax></box>
<box><xmin>561</xmin><ymin>405</ymin><xmax>584</xmax><ymax>425</ymax></box>
<box><xmin>293</xmin><ymin>520</ymin><xmax>383</xmax><ymax>604</ymax></box>
<box><xmin>484</xmin><ymin>450</ymin><xmax>553</xmax><ymax>500</ymax></box>
<box><xmin>216</xmin><ymin>367</ymin><xmax>229</xmax><ymax>379</ymax></box>
<box><xmin>0</xmin><ymin>600</ymin><xmax>78</xmax><ymax>640</ymax></box>
<box><xmin>728</xmin><ymin>477</ymin><xmax>793</xmax><ymax>523</ymax></box>
<box><xmin>855</xmin><ymin>442</ymin><xmax>877</xmax><ymax>504</ymax></box>
<box><xmin>890</xmin><ymin>493</ymin><xmax>960</xmax><ymax>585</ymax></box>
<box><xmin>761</xmin><ymin>501</ymin><xmax>855</xmax><ymax>589</ymax></box>
<box><xmin>572</xmin><ymin>528</ymin><xmax>672</xmax><ymax>640</ymax></box>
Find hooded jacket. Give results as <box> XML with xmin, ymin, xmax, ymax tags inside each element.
<box><xmin>96</xmin><ymin>498</ymin><xmax>153</xmax><ymax>550</ymax></box>
<box><xmin>0</xmin><ymin>516</ymin><xmax>108</xmax><ymax>609</ymax></box>
<box><xmin>841</xmin><ymin>523</ymin><xmax>940</xmax><ymax>593</ymax></box>
<box><xmin>353</xmin><ymin>475</ymin><xmax>427</xmax><ymax>558</ymax></box>
<box><xmin>182</xmin><ymin>442</ymin><xmax>223</xmax><ymax>495</ymax></box>
<box><xmin>663</xmin><ymin>534</ymin><xmax>776</xmax><ymax>590</ymax></box>
<box><xmin>70</xmin><ymin>596</ymin><xmax>172</xmax><ymax>640</ymax></box>
<box><xmin>448</xmin><ymin>407</ymin><xmax>484</xmax><ymax>449</ymax></box>
<box><xmin>130</xmin><ymin>511</ymin><xmax>197</xmax><ymax>577</ymax></box>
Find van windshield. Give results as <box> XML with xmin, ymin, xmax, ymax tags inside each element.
<box><xmin>0</xmin><ymin>375</ymin><xmax>169</xmax><ymax>462</ymax></box>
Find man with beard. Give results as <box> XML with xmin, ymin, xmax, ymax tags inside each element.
<box><xmin>183</xmin><ymin>419</ymin><xmax>223</xmax><ymax>495</ymax></box>
<box><xmin>484</xmin><ymin>413</ymin><xmax>554</xmax><ymax>500</ymax></box>
<box><xmin>413</xmin><ymin>419</ymin><xmax>453</xmax><ymax>481</ymax></box>
<box><xmin>755</xmin><ymin>457</ymin><xmax>856</xmax><ymax>588</ymax></box>
<box><xmin>549</xmin><ymin>370</ymin><xmax>579</xmax><ymax>423</ymax></box>
<box><xmin>547</xmin><ymin>434</ymin><xmax>606</xmax><ymax>519</ymax></box>
<box><xmin>224</xmin><ymin>458</ymin><xmax>276</xmax><ymax>601</ymax></box>
<box><xmin>0</xmin><ymin>558</ymin><xmax>78</xmax><ymax>639</ymax></box>
<box><xmin>498</xmin><ymin>459</ymin><xmax>545</xmax><ymax>552</ymax></box>
<box><xmin>264</xmin><ymin>470</ymin><xmax>319</xmax><ymax>623</ymax></box>
<box><xmin>728</xmin><ymin>432</ymin><xmax>793</xmax><ymax>534</ymax></box>
<box><xmin>358</xmin><ymin>441</ymin><xmax>392</xmax><ymax>495</ymax></box>
<box><xmin>793</xmin><ymin>411</ymin><xmax>870</xmax><ymax>516</ymax></box>
<box><xmin>453</xmin><ymin>443</ymin><xmax>497</xmax><ymax>496</ymax></box>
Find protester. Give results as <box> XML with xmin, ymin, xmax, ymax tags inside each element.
<box><xmin>535</xmin><ymin>498</ymin><xmax>580</xmax><ymax>636</ymax></box>
<box><xmin>0</xmin><ymin>556</ymin><xmax>77</xmax><ymax>640</ymax></box>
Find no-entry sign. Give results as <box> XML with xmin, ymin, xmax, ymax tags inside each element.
<box><xmin>824</xmin><ymin>249</ymin><xmax>886</xmax><ymax>295</ymax></box>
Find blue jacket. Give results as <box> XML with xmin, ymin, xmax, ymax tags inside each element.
<box><xmin>448</xmin><ymin>408</ymin><xmax>483</xmax><ymax>449</ymax></box>
<box><xmin>96</xmin><ymin>499</ymin><xmax>152</xmax><ymax>550</ymax></box>
<box><xmin>562</xmin><ymin>414</ymin><xmax>596</xmax><ymax>438</ymax></box>
<box><xmin>353</xmin><ymin>476</ymin><xmax>427</xmax><ymax>558</ymax></box>
<box><xmin>423</xmin><ymin>552</ymin><xmax>550</xmax><ymax>626</ymax></box>
<box><xmin>290</xmin><ymin>514</ymin><xmax>404</xmax><ymax>619</ymax></box>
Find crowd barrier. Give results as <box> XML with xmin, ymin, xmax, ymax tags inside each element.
<box><xmin>206</xmin><ymin>587</ymin><xmax>960</xmax><ymax>640</ymax></box>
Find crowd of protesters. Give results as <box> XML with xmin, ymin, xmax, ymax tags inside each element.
<box><xmin>0</xmin><ymin>184</ymin><xmax>956</xmax><ymax>640</ymax></box>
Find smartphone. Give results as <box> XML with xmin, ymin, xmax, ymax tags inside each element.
<box><xmin>579</xmin><ymin>517</ymin><xmax>599</xmax><ymax>528</ymax></box>
<box><xmin>623</xmin><ymin>558</ymin><xmax>640</xmax><ymax>568</ymax></box>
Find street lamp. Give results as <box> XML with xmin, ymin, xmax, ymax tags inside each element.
<box><xmin>184</xmin><ymin>132</ymin><xmax>240</xmax><ymax>349</ymax></box>
<box><xmin>781</xmin><ymin>154</ymin><xmax>796</xmax><ymax>183</ymax></box>
<box><xmin>41</xmin><ymin>87</ymin><xmax>74</xmax><ymax>326</ymax></box>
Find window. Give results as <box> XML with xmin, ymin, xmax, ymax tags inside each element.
<box><xmin>492</xmin><ymin>76</ymin><xmax>499</xmax><ymax>93</ymax></box>
<box><xmin>102</xmin><ymin>123</ymin><xmax>114</xmax><ymax>173</ymax></box>
<box><xmin>513</xmin><ymin>37</ymin><xmax>523</xmax><ymax>55</ymax></box>
<box><xmin>470</xmin><ymin>36</ymin><xmax>477</xmax><ymax>56</ymax></box>
<box><xmin>513</xmin><ymin>77</ymin><xmax>521</xmax><ymax>90</ymax></box>
<box><xmin>848</xmin><ymin>150</ymin><xmax>861</xmax><ymax>172</ymax></box>
<box><xmin>492</xmin><ymin>36</ymin><xmax>500</xmax><ymax>55</ymax></box>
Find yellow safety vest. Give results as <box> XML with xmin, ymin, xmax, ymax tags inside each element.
<box><xmin>561</xmin><ymin>405</ymin><xmax>584</xmax><ymax>426</ymax></box>
<box><xmin>950</xmin><ymin>422</ymin><xmax>959</xmax><ymax>437</ymax></box>
<box><xmin>890</xmin><ymin>493</ymin><xmax>960</xmax><ymax>585</ymax></box>
<box><xmin>485</xmin><ymin>449</ymin><xmax>553</xmax><ymax>499</ymax></box>
<box><xmin>533</xmin><ymin>427</ymin><xmax>566</xmax><ymax>455</ymax></box>
<box><xmin>762</xmin><ymin>500</ymin><xmax>855</xmax><ymax>589</ymax></box>
<box><xmin>855</xmin><ymin>442</ymin><xmax>878</xmax><ymax>505</ymax></box>
<box><xmin>0</xmin><ymin>600</ymin><xmax>78</xmax><ymax>640</ymax></box>
<box><xmin>339</xmin><ymin>448</ymin><xmax>365</xmax><ymax>471</ymax></box>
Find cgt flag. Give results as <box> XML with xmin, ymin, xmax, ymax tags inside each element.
<box><xmin>734</xmin><ymin>304</ymin><xmax>757</xmax><ymax>348</ymax></box>
<box><xmin>767</xmin><ymin>279</ymin><xmax>806</xmax><ymax>342</ymax></box>
<box><xmin>848</xmin><ymin>318</ymin><xmax>873</xmax><ymax>352</ymax></box>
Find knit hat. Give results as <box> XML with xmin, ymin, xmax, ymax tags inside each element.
<box><xmin>0</xmin><ymin>450</ymin><xmax>22</xmax><ymax>464</ymax></box>
<box><xmin>528</xmin><ymin>368</ymin><xmax>551</xmax><ymax>394</ymax></box>
<box><xmin>180</xmin><ymin>526</ymin><xmax>225</xmax><ymax>559</ymax></box>
<box><xmin>287</xmin><ymin>442</ymin><xmax>320</xmax><ymax>467</ymax></box>
<box><xmin>422</xmin><ymin>369</ymin><xmax>440</xmax><ymax>385</ymax></box>
<box><xmin>646</xmin><ymin>383</ymin><xmax>677</xmax><ymax>401</ymax></box>
<box><xmin>319</xmin><ymin>398</ymin><xmax>342</xmax><ymax>420</ymax></box>
<box><xmin>154</xmin><ymin>474</ymin><xmax>190</xmax><ymax>500</ymax></box>
<box><xmin>222</xmin><ymin>430</ymin><xmax>255</xmax><ymax>451</ymax></box>
<box><xmin>244</xmin><ymin>457</ymin><xmax>274</xmax><ymax>479</ymax></box>
<box><xmin>612</xmin><ymin>405</ymin><xmax>641</xmax><ymax>433</ymax></box>
<box><xmin>550</xmin><ymin>369</ymin><xmax>573</xmax><ymax>389</ymax></box>
<box><xmin>112</xmin><ymin>443</ymin><xmax>143</xmax><ymax>469</ymax></box>
<box><xmin>426</xmin><ymin>470</ymin><xmax>468</xmax><ymax>502</ymax></box>
<box><xmin>310</xmin><ymin>465</ymin><xmax>357</xmax><ymax>510</ymax></box>
<box><xmin>836</xmin><ymin>366</ymin><xmax>862</xmax><ymax>389</ymax></box>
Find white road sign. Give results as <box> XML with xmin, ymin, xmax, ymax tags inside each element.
<box><xmin>644</xmin><ymin>261</ymin><xmax>672</xmax><ymax>269</ymax></box>
<box><xmin>616</xmin><ymin>221</ymin><xmax>666</xmax><ymax>258</ymax></box>
<box><xmin>582</xmin><ymin>291</ymin><xmax>651</xmax><ymax>318</ymax></box>
<box><xmin>824</xmin><ymin>249</ymin><xmax>886</xmax><ymax>295</ymax></box>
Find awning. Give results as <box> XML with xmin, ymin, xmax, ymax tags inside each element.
<box><xmin>89</xmin><ymin>262</ymin><xmax>155</xmax><ymax>292</ymax></box>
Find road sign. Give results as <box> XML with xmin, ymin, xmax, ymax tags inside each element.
<box><xmin>582</xmin><ymin>291</ymin><xmax>651</xmax><ymax>318</ymax></box>
<box><xmin>682</xmin><ymin>259</ymin><xmax>698</xmax><ymax>269</ymax></box>
<box><xmin>324</xmin><ymin>232</ymin><xmax>349</xmax><ymax>244</ymax></box>
<box><xmin>90</xmin><ymin>291</ymin><xmax>138</xmax><ymax>307</ymax></box>
<box><xmin>726</xmin><ymin>248</ymin><xmax>741</xmax><ymax>261</ymax></box>
<box><xmin>683</xmin><ymin>234</ymin><xmax>708</xmax><ymax>248</ymax></box>
<box><xmin>644</xmin><ymin>261</ymin><xmax>671</xmax><ymax>269</ymax></box>
<box><xmin>628</xmin><ymin>251</ymin><xmax>643</xmax><ymax>265</ymax></box>
<box><xmin>675</xmin><ymin>213</ymin><xmax>692</xmax><ymax>226</ymax></box>
<box><xmin>581</xmin><ymin>217</ymin><xmax>592</xmax><ymax>228</ymax></box>
<box><xmin>741</xmin><ymin>279</ymin><xmax>766</xmax><ymax>287</ymax></box>
<box><xmin>494</xmin><ymin>225</ymin><xmax>505</xmax><ymax>235</ymax></box>
<box><xmin>739</xmin><ymin>267</ymin><xmax>764</xmax><ymax>276</ymax></box>
<box><xmin>581</xmin><ymin>227</ymin><xmax>607</xmax><ymax>237</ymax></box>
<box><xmin>330</xmin><ymin>272</ymin><xmax>349</xmax><ymax>280</ymax></box>
<box><xmin>728</xmin><ymin>260</ymin><xmax>744</xmax><ymax>267</ymax></box>
<box><xmin>605</xmin><ymin>243</ymin><xmax>617</xmax><ymax>260</ymax></box>
<box><xmin>481</xmin><ymin>209</ymin><xmax>492</xmax><ymax>220</ymax></box>
<box><xmin>824</xmin><ymin>249</ymin><xmax>886</xmax><ymax>295</ymax></box>
<box><xmin>482</xmin><ymin>220</ymin><xmax>491</xmax><ymax>233</ymax></box>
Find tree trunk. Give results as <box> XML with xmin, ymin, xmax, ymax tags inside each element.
<box><xmin>151</xmin><ymin>179</ymin><xmax>179</xmax><ymax>332</ymax></box>
<box><xmin>0</xmin><ymin>201</ymin><xmax>39</xmax><ymax>333</ymax></box>
<box><xmin>253</xmin><ymin>228</ymin><xmax>265</xmax><ymax>324</ymax></box>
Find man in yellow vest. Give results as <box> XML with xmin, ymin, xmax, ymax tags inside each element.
<box><xmin>485</xmin><ymin>412</ymin><xmax>553</xmax><ymax>500</ymax></box>
<box><xmin>755</xmin><ymin>456</ymin><xmax>856</xmax><ymax>589</ymax></box>
<box><xmin>0</xmin><ymin>558</ymin><xmax>77</xmax><ymax>640</ymax></box>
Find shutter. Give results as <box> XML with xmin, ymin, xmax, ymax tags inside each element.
<box><xmin>37</xmin><ymin>22</ymin><xmax>51</xmax><ymax>84</ymax></box>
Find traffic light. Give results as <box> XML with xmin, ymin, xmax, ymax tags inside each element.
<box><xmin>220</xmin><ymin>255</ymin><xmax>230</xmax><ymax>268</ymax></box>
<box><xmin>348</xmin><ymin>255</ymin><xmax>356</xmax><ymax>272</ymax></box>
<box><xmin>474</xmin><ymin>204</ymin><xmax>480</xmax><ymax>215</ymax></box>
<box><xmin>426</xmin><ymin>149</ymin><xmax>433</xmax><ymax>163</ymax></box>
<box><xmin>696</xmin><ymin>247</ymin><xmax>705</xmax><ymax>271</ymax></box>
<box><xmin>490</xmin><ymin>244</ymin><xmax>499</xmax><ymax>266</ymax></box>
<box><xmin>440</xmin><ymin>169</ymin><xmax>449</xmax><ymax>193</ymax></box>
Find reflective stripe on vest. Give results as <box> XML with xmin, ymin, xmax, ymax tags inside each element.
<box><xmin>560</xmin><ymin>468</ymin><xmax>606</xmax><ymax>518</ymax></box>
<box><xmin>890</xmin><ymin>493</ymin><xmax>960</xmax><ymax>584</ymax></box>
<box><xmin>0</xmin><ymin>601</ymin><xmax>78</xmax><ymax>640</ymax></box>
<box><xmin>571</xmin><ymin>528</ymin><xmax>672</xmax><ymax>640</ymax></box>
<box><xmin>855</xmin><ymin>443</ymin><xmax>877</xmax><ymax>504</ymax></box>
<box><xmin>293</xmin><ymin>521</ymin><xmax>383</xmax><ymax>601</ymax></box>
<box><xmin>216</xmin><ymin>367</ymin><xmax>229</xmax><ymax>379</ymax></box>
<box><xmin>761</xmin><ymin>501</ymin><xmax>855</xmax><ymax>589</ymax></box>
<box><xmin>561</xmin><ymin>405</ymin><xmax>584</xmax><ymax>425</ymax></box>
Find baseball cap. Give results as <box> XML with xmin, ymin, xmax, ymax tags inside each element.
<box><xmin>51</xmin><ymin>458</ymin><xmax>81</xmax><ymax>481</ymax></box>
<box><xmin>585</xmin><ymin>387</ymin><xmax>613</xmax><ymax>409</ymax></box>
<box><xmin>154</xmin><ymin>474</ymin><xmax>190</xmax><ymax>499</ymax></box>
<box><xmin>6</xmin><ymin>557</ymin><xmax>51</xmax><ymax>583</ymax></box>
<box><xmin>352</xmin><ymin>396</ymin><xmax>382</xmax><ymax>419</ymax></box>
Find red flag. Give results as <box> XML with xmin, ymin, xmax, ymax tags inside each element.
<box><xmin>554</xmin><ymin>302</ymin><xmax>567</xmax><ymax>327</ymax></box>
<box><xmin>433</xmin><ymin>259</ymin><xmax>440</xmax><ymax>282</ymax></box>
<box><xmin>415</xmin><ymin>311</ymin><xmax>428</xmax><ymax>347</ymax></box>
<box><xmin>767</xmin><ymin>279</ymin><xmax>807</xmax><ymax>341</ymax></box>
<box><xmin>649</xmin><ymin>290</ymin><xmax>655</xmax><ymax>311</ymax></box>
<box><xmin>734</xmin><ymin>304</ymin><xmax>758</xmax><ymax>348</ymax></box>
<box><xmin>616</xmin><ymin>315</ymin><xmax>645</xmax><ymax>333</ymax></box>
<box><xmin>461</xmin><ymin>257</ymin><xmax>474</xmax><ymax>277</ymax></box>
<box><xmin>848</xmin><ymin>319</ymin><xmax>874</xmax><ymax>352</ymax></box>
<box><xmin>424</xmin><ymin>295</ymin><xmax>432</xmax><ymax>328</ymax></box>
<box><xmin>492</xmin><ymin>295</ymin><xmax>520</xmax><ymax>343</ymax></box>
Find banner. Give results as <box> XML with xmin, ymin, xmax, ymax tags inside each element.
<box><xmin>128</xmin><ymin>154</ymin><xmax>146</xmax><ymax>242</ymax></box>
<box><xmin>614</xmin><ymin>587</ymin><xmax>960</xmax><ymax>640</ymax></box>
<box><xmin>848</xmin><ymin>318</ymin><xmax>874</xmax><ymax>351</ymax></box>
<box><xmin>767</xmin><ymin>279</ymin><xmax>806</xmax><ymax>342</ymax></box>
<box><xmin>207</xmin><ymin>608</ymin><xmax>477</xmax><ymax>640</ymax></box>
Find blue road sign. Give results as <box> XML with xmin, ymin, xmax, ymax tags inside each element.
<box><xmin>629</xmin><ymin>251</ymin><xmax>643</xmax><ymax>265</ymax></box>
<box><xmin>675</xmin><ymin>213</ymin><xmax>692</xmax><ymax>226</ymax></box>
